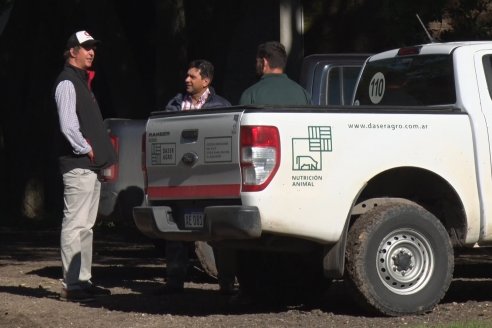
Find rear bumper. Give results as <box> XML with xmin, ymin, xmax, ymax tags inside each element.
<box><xmin>133</xmin><ymin>205</ymin><xmax>261</xmax><ymax>241</ymax></box>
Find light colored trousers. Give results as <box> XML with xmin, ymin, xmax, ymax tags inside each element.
<box><xmin>61</xmin><ymin>168</ymin><xmax>100</xmax><ymax>290</ymax></box>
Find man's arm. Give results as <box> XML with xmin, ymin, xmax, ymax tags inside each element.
<box><xmin>55</xmin><ymin>80</ymin><xmax>93</xmax><ymax>157</ymax></box>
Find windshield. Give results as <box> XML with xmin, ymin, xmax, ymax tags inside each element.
<box><xmin>353</xmin><ymin>54</ymin><xmax>456</xmax><ymax>106</ymax></box>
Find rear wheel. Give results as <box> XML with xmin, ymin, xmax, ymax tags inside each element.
<box><xmin>345</xmin><ymin>202</ymin><xmax>453</xmax><ymax>316</ymax></box>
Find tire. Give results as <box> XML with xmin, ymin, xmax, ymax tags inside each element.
<box><xmin>345</xmin><ymin>202</ymin><xmax>454</xmax><ymax>316</ymax></box>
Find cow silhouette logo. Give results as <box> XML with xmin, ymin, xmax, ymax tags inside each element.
<box><xmin>292</xmin><ymin>126</ymin><xmax>332</xmax><ymax>171</ymax></box>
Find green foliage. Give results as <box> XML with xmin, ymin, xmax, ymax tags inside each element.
<box><xmin>303</xmin><ymin>0</ymin><xmax>492</xmax><ymax>53</ymax></box>
<box><xmin>413</xmin><ymin>320</ymin><xmax>492</xmax><ymax>328</ymax></box>
<box><xmin>304</xmin><ymin>0</ymin><xmax>448</xmax><ymax>53</ymax></box>
<box><xmin>440</xmin><ymin>0</ymin><xmax>492</xmax><ymax>40</ymax></box>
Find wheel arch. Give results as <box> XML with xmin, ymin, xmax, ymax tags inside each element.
<box><xmin>323</xmin><ymin>166</ymin><xmax>466</xmax><ymax>278</ymax></box>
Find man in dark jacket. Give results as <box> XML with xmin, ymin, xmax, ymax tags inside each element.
<box><xmin>159</xmin><ymin>60</ymin><xmax>235</xmax><ymax>294</ymax></box>
<box><xmin>53</xmin><ymin>30</ymin><xmax>116</xmax><ymax>302</ymax></box>
<box><xmin>165</xmin><ymin>59</ymin><xmax>231</xmax><ymax>111</ymax></box>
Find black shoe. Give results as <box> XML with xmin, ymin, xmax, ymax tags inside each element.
<box><xmin>152</xmin><ymin>284</ymin><xmax>184</xmax><ymax>295</ymax></box>
<box><xmin>84</xmin><ymin>284</ymin><xmax>111</xmax><ymax>296</ymax></box>
<box><xmin>60</xmin><ymin>288</ymin><xmax>95</xmax><ymax>302</ymax></box>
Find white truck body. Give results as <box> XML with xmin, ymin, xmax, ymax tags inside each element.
<box><xmin>134</xmin><ymin>42</ymin><xmax>492</xmax><ymax>315</ymax></box>
<box><xmin>240</xmin><ymin>111</ymin><xmax>480</xmax><ymax>243</ymax></box>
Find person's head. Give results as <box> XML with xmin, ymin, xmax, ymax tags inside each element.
<box><xmin>185</xmin><ymin>59</ymin><xmax>214</xmax><ymax>96</ymax></box>
<box><xmin>63</xmin><ymin>30</ymin><xmax>100</xmax><ymax>70</ymax></box>
<box><xmin>256</xmin><ymin>41</ymin><xmax>287</xmax><ymax>76</ymax></box>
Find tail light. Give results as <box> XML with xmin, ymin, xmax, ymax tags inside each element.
<box><xmin>141</xmin><ymin>133</ymin><xmax>148</xmax><ymax>192</ymax></box>
<box><xmin>100</xmin><ymin>134</ymin><xmax>119</xmax><ymax>182</ymax></box>
<box><xmin>397</xmin><ymin>46</ymin><xmax>421</xmax><ymax>56</ymax></box>
<box><xmin>240</xmin><ymin>126</ymin><xmax>280</xmax><ymax>192</ymax></box>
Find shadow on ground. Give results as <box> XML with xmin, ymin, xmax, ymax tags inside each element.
<box><xmin>2</xmin><ymin>227</ymin><xmax>492</xmax><ymax>317</ymax></box>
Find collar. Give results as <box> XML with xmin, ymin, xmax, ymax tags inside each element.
<box><xmin>182</xmin><ymin>88</ymin><xmax>211</xmax><ymax>110</ymax></box>
<box><xmin>195</xmin><ymin>87</ymin><xmax>211</xmax><ymax>103</ymax></box>
<box><xmin>65</xmin><ymin>64</ymin><xmax>96</xmax><ymax>89</ymax></box>
<box><xmin>261</xmin><ymin>73</ymin><xmax>287</xmax><ymax>80</ymax></box>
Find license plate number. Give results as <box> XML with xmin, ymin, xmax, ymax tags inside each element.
<box><xmin>184</xmin><ymin>212</ymin><xmax>204</xmax><ymax>228</ymax></box>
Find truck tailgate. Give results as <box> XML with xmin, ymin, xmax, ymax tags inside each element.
<box><xmin>145</xmin><ymin>110</ymin><xmax>243</xmax><ymax>200</ymax></box>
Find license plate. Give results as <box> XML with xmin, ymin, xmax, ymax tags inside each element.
<box><xmin>184</xmin><ymin>211</ymin><xmax>204</xmax><ymax>229</ymax></box>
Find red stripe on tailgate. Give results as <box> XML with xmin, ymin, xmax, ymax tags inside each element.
<box><xmin>148</xmin><ymin>184</ymin><xmax>240</xmax><ymax>199</ymax></box>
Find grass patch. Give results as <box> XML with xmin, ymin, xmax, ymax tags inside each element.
<box><xmin>414</xmin><ymin>321</ymin><xmax>492</xmax><ymax>328</ymax></box>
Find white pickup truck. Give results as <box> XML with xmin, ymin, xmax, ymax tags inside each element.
<box><xmin>134</xmin><ymin>41</ymin><xmax>492</xmax><ymax>316</ymax></box>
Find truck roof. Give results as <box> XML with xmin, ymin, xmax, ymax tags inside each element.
<box><xmin>370</xmin><ymin>41</ymin><xmax>492</xmax><ymax>61</ymax></box>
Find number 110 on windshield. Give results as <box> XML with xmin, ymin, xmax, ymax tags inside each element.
<box><xmin>369</xmin><ymin>72</ymin><xmax>385</xmax><ymax>104</ymax></box>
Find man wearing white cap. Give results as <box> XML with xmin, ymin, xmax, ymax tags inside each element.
<box><xmin>53</xmin><ymin>30</ymin><xmax>116</xmax><ymax>302</ymax></box>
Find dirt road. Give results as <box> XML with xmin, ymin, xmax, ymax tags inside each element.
<box><xmin>1</xmin><ymin>227</ymin><xmax>492</xmax><ymax>328</ymax></box>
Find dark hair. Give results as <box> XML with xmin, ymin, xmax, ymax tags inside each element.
<box><xmin>63</xmin><ymin>46</ymin><xmax>81</xmax><ymax>61</ymax></box>
<box><xmin>256</xmin><ymin>41</ymin><xmax>287</xmax><ymax>70</ymax></box>
<box><xmin>189</xmin><ymin>59</ymin><xmax>214</xmax><ymax>82</ymax></box>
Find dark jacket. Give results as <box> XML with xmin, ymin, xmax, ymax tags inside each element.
<box><xmin>239</xmin><ymin>73</ymin><xmax>311</xmax><ymax>106</ymax></box>
<box><xmin>165</xmin><ymin>87</ymin><xmax>231</xmax><ymax>111</ymax></box>
<box><xmin>53</xmin><ymin>64</ymin><xmax>117</xmax><ymax>174</ymax></box>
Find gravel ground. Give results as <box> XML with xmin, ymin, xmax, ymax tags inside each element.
<box><xmin>1</xmin><ymin>227</ymin><xmax>492</xmax><ymax>328</ymax></box>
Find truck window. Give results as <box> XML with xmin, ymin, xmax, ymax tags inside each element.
<box><xmin>354</xmin><ymin>55</ymin><xmax>456</xmax><ymax>106</ymax></box>
<box><xmin>342</xmin><ymin>67</ymin><xmax>362</xmax><ymax>105</ymax></box>
<box><xmin>325</xmin><ymin>66</ymin><xmax>361</xmax><ymax>105</ymax></box>
<box><xmin>482</xmin><ymin>55</ymin><xmax>492</xmax><ymax>100</ymax></box>
<box><xmin>326</xmin><ymin>67</ymin><xmax>342</xmax><ymax>105</ymax></box>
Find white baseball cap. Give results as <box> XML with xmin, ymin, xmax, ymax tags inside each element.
<box><xmin>66</xmin><ymin>30</ymin><xmax>100</xmax><ymax>49</ymax></box>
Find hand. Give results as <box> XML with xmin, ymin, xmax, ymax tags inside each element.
<box><xmin>88</xmin><ymin>150</ymin><xmax>95</xmax><ymax>163</ymax></box>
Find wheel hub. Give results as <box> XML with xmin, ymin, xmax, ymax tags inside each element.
<box><xmin>376</xmin><ymin>229</ymin><xmax>434</xmax><ymax>295</ymax></box>
<box><xmin>392</xmin><ymin>248</ymin><xmax>413</xmax><ymax>273</ymax></box>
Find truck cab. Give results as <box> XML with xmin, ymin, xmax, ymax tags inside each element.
<box><xmin>300</xmin><ymin>54</ymin><xmax>371</xmax><ymax>105</ymax></box>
